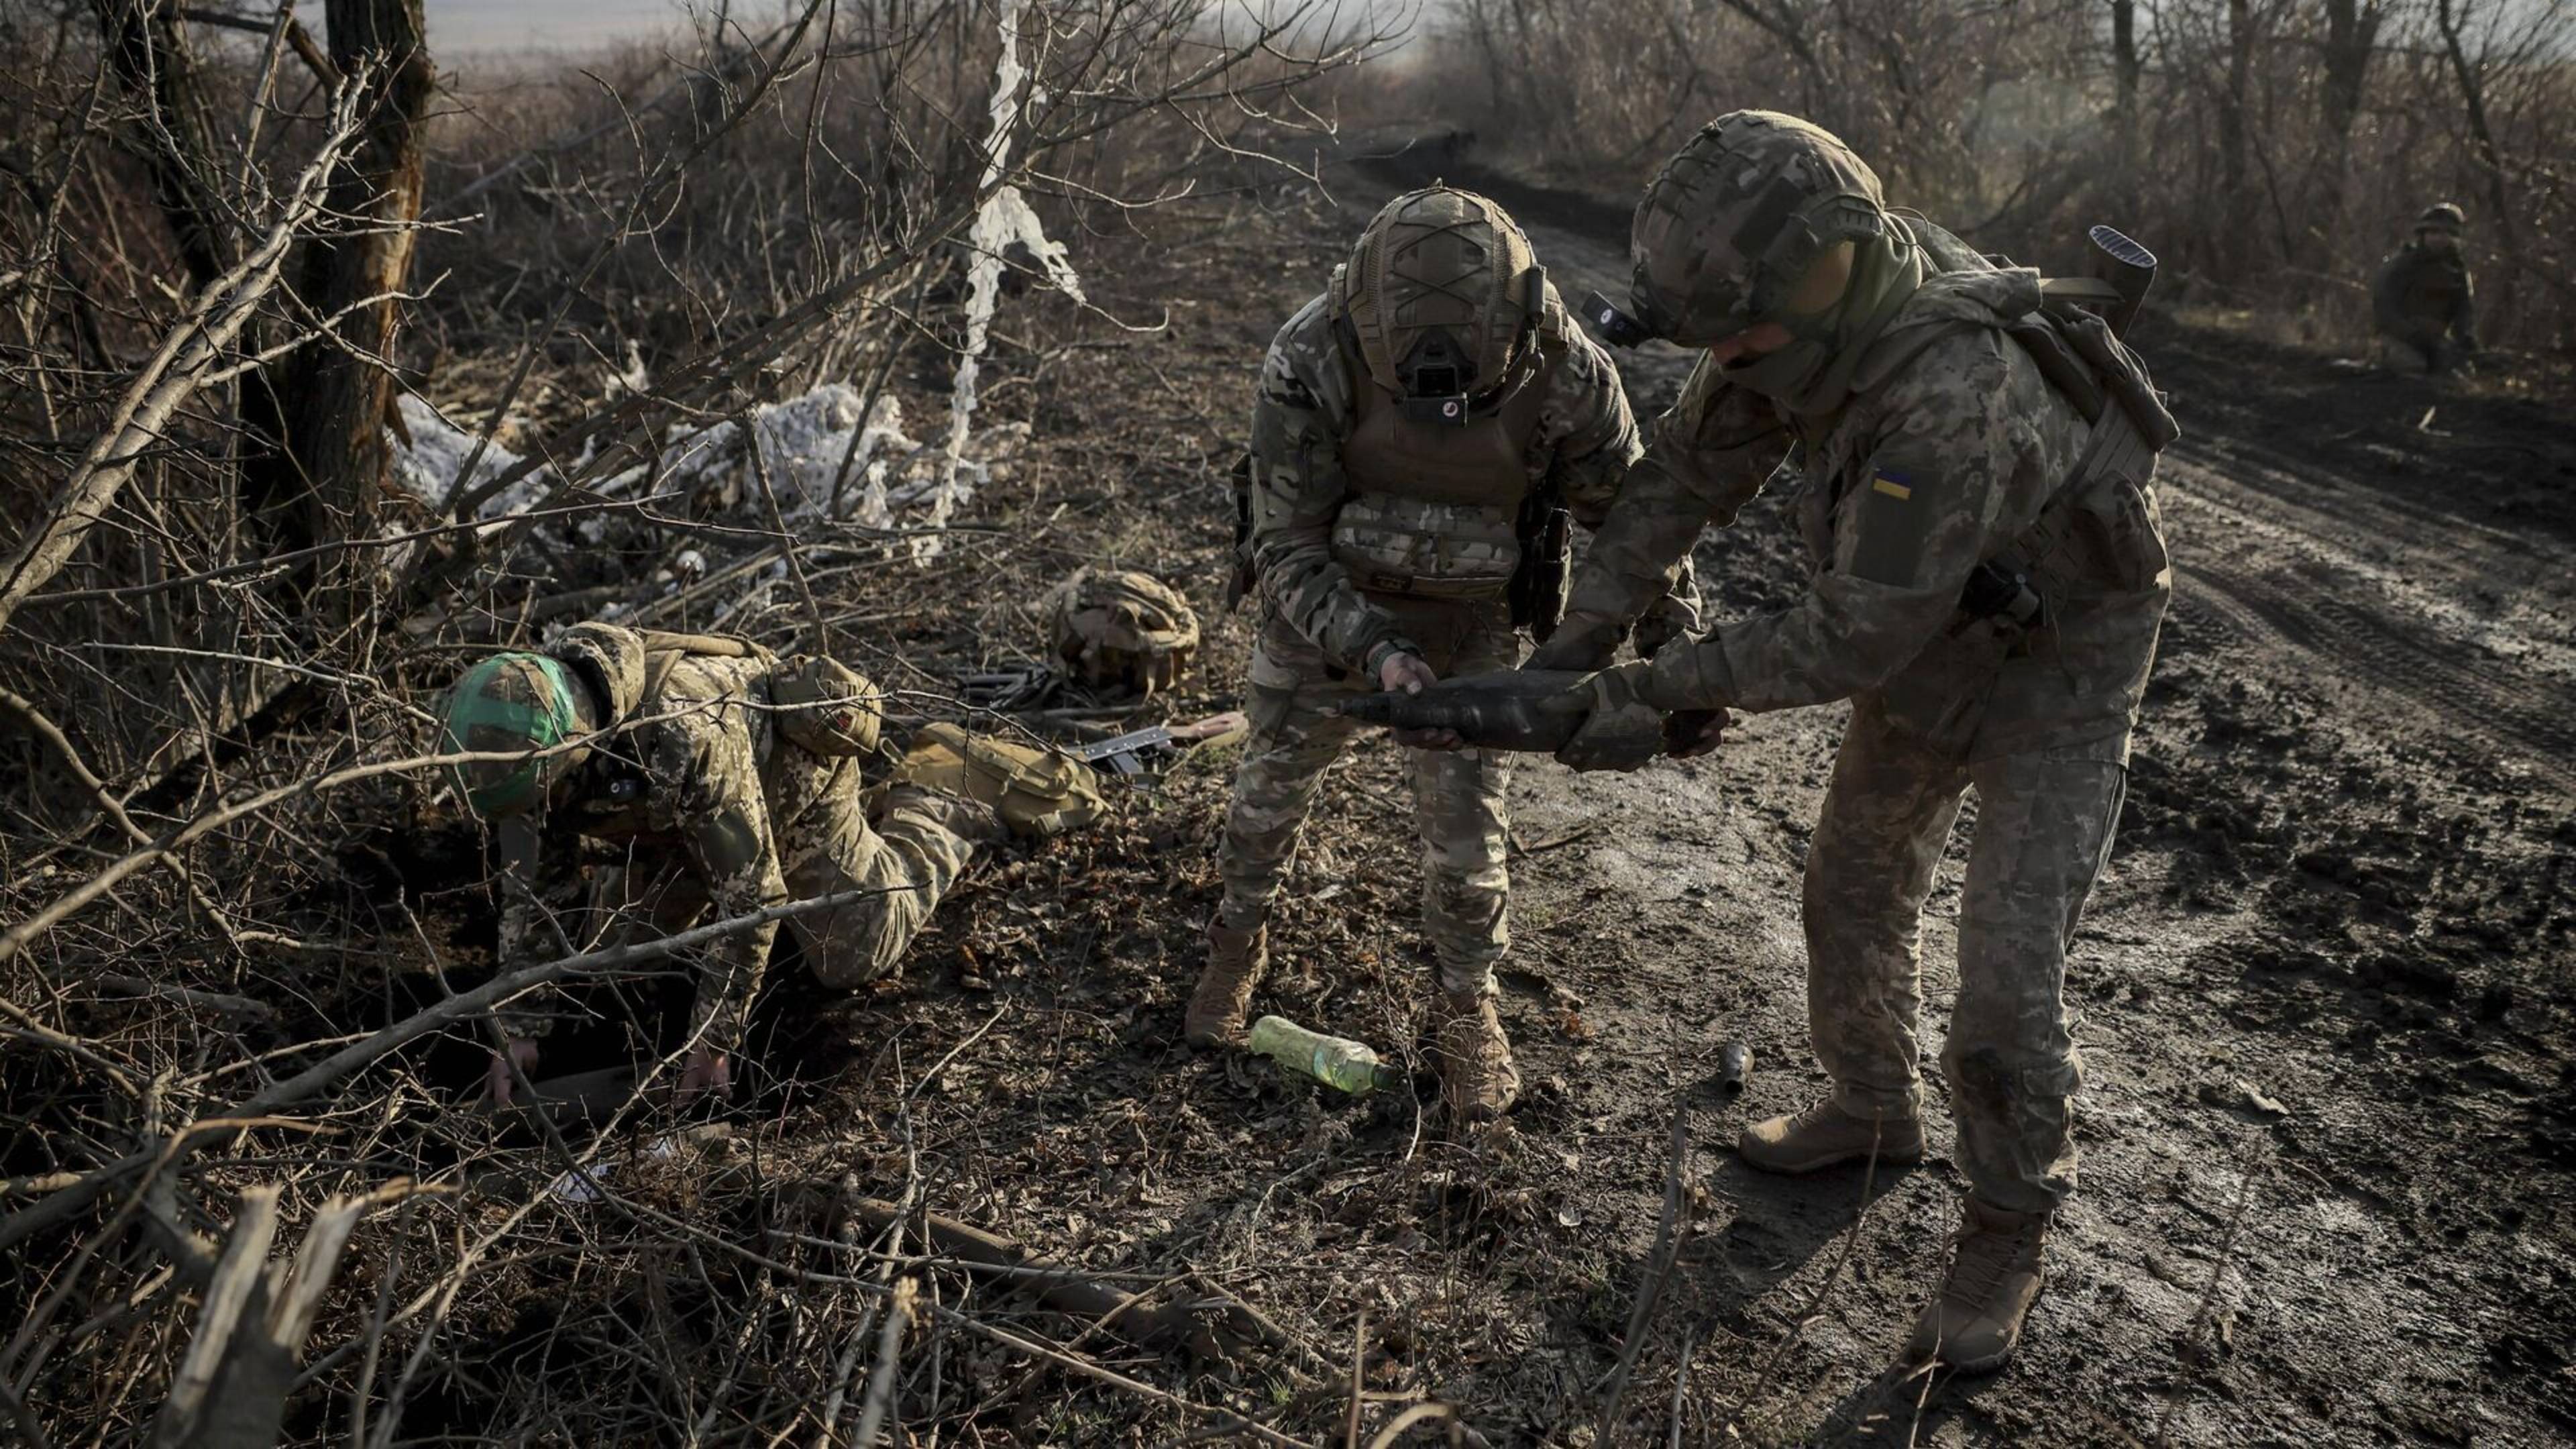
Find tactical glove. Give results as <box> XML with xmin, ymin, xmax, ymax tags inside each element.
<box><xmin>1631</xmin><ymin>559</ymin><xmax>1704</xmax><ymax>660</ymax></box>
<box><xmin>1631</xmin><ymin>597</ymin><xmax>1699</xmax><ymax>660</ymax></box>
<box><xmin>1555</xmin><ymin>665</ymin><xmax>1668</xmax><ymax>772</ymax></box>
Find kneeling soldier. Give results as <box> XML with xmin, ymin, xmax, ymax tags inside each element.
<box><xmin>440</xmin><ymin>623</ymin><xmax>1102</xmax><ymax>1103</ymax></box>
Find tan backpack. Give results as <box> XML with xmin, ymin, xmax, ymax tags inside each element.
<box><xmin>892</xmin><ymin>724</ymin><xmax>1108</xmax><ymax>839</ymax></box>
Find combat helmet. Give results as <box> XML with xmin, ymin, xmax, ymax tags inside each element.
<box><xmin>1619</xmin><ymin>111</ymin><xmax>1891</xmax><ymax>348</ymax></box>
<box><xmin>439</xmin><ymin>653</ymin><xmax>604</xmax><ymax>818</ymax></box>
<box><xmin>1330</xmin><ymin>186</ymin><xmax>1551</xmax><ymax>424</ymax></box>
<box><xmin>2418</xmin><ymin>202</ymin><xmax>2466</xmax><ymax>233</ymax></box>
<box><xmin>1043</xmin><ymin>568</ymin><xmax>1199</xmax><ymax>696</ymax></box>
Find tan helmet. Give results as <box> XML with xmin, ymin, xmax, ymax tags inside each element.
<box><xmin>438</xmin><ymin>652</ymin><xmax>604</xmax><ymax>819</ymax></box>
<box><xmin>1330</xmin><ymin>186</ymin><xmax>1550</xmax><ymax>421</ymax></box>
<box><xmin>1043</xmin><ymin>568</ymin><xmax>1199</xmax><ymax>696</ymax></box>
<box><xmin>1626</xmin><ymin>111</ymin><xmax>1891</xmax><ymax>348</ymax></box>
<box><xmin>2418</xmin><ymin>202</ymin><xmax>2465</xmax><ymax>233</ymax></box>
<box><xmin>768</xmin><ymin>655</ymin><xmax>882</xmax><ymax>757</ymax></box>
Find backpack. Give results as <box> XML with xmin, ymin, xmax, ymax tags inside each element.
<box><xmin>891</xmin><ymin>724</ymin><xmax>1108</xmax><ymax>839</ymax></box>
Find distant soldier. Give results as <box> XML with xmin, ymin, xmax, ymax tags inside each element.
<box><xmin>440</xmin><ymin>623</ymin><xmax>1103</xmax><ymax>1104</ymax></box>
<box><xmin>1192</xmin><ymin>185</ymin><xmax>1697</xmax><ymax>1124</ymax></box>
<box><xmin>2371</xmin><ymin>203</ymin><xmax>2478</xmax><ymax>375</ymax></box>
<box><xmin>1522</xmin><ymin>112</ymin><xmax>2178</xmax><ymax>1369</ymax></box>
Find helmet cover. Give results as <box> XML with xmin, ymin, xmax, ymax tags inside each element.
<box><xmin>1043</xmin><ymin>568</ymin><xmax>1199</xmax><ymax>696</ymax></box>
<box><xmin>1629</xmin><ymin>111</ymin><xmax>1889</xmax><ymax>347</ymax></box>
<box><xmin>1333</xmin><ymin>186</ymin><xmax>1546</xmax><ymax>408</ymax></box>
<box><xmin>2417</xmin><ymin>202</ymin><xmax>2465</xmax><ymax>232</ymax></box>
<box><xmin>440</xmin><ymin>652</ymin><xmax>595</xmax><ymax>818</ymax></box>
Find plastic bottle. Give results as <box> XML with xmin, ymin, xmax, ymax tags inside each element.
<box><xmin>1246</xmin><ymin>1016</ymin><xmax>1406</xmax><ymax>1095</ymax></box>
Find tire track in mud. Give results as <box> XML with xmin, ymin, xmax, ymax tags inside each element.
<box><xmin>2177</xmin><ymin>560</ymin><xmax>2576</xmax><ymax>777</ymax></box>
<box><xmin>2161</xmin><ymin>445</ymin><xmax>2576</xmax><ymax>791</ymax></box>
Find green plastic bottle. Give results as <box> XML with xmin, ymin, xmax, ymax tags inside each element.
<box><xmin>1246</xmin><ymin>1015</ymin><xmax>1406</xmax><ymax>1095</ymax></box>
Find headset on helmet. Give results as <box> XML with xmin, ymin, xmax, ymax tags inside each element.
<box><xmin>1583</xmin><ymin>111</ymin><xmax>1890</xmax><ymax>351</ymax></box>
<box><xmin>1331</xmin><ymin>186</ymin><xmax>1552</xmax><ymax>427</ymax></box>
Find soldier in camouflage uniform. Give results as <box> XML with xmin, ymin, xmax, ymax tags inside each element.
<box><xmin>1190</xmin><ymin>186</ymin><xmax>1699</xmax><ymax>1124</ymax></box>
<box><xmin>2371</xmin><ymin>203</ymin><xmax>2479</xmax><ymax>375</ymax></box>
<box><xmin>440</xmin><ymin>623</ymin><xmax>1008</xmax><ymax>1104</ymax></box>
<box><xmin>1527</xmin><ymin>113</ymin><xmax>2177</xmax><ymax>1368</ymax></box>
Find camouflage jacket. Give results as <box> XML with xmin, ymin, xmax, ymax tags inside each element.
<box><xmin>500</xmin><ymin>626</ymin><xmax>835</xmax><ymax>1055</ymax></box>
<box><xmin>1246</xmin><ymin>291</ymin><xmax>1662</xmax><ymax>673</ymax></box>
<box><xmin>1564</xmin><ymin>266</ymin><xmax>2172</xmax><ymax>761</ymax></box>
<box><xmin>2370</xmin><ymin>242</ymin><xmax>2476</xmax><ymax>347</ymax></box>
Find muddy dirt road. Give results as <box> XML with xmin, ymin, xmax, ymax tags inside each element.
<box><xmin>1303</xmin><ymin>150</ymin><xmax>2576</xmax><ymax>1444</ymax></box>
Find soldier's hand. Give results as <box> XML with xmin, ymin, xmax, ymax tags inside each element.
<box><xmin>1555</xmin><ymin>665</ymin><xmax>1666</xmax><ymax>772</ymax></box>
<box><xmin>1631</xmin><ymin>602</ymin><xmax>1696</xmax><ymax>661</ymax></box>
<box><xmin>485</xmin><ymin>1036</ymin><xmax>540</xmax><ymax>1108</ymax></box>
<box><xmin>1667</xmin><ymin>708</ymin><xmax>1731</xmax><ymax>759</ymax></box>
<box><xmin>677</xmin><ymin>1046</ymin><xmax>731</xmax><ymax>1102</ymax></box>
<box><xmin>1379</xmin><ymin>653</ymin><xmax>1462</xmax><ymax>751</ymax></box>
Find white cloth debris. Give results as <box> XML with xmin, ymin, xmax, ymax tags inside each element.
<box><xmin>926</xmin><ymin>0</ymin><xmax>1080</xmax><ymax>558</ymax></box>
<box><xmin>387</xmin><ymin>384</ymin><xmax>1025</xmax><ymax>533</ymax></box>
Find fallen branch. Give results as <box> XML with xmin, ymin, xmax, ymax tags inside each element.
<box><xmin>835</xmin><ymin>1195</ymin><xmax>1280</xmax><ymax>1364</ymax></box>
<box><xmin>1593</xmin><ymin>1101</ymin><xmax>1690</xmax><ymax>1442</ymax></box>
<box><xmin>848</xmin><ymin>1277</ymin><xmax>916</xmax><ymax>1448</ymax></box>
<box><xmin>0</xmin><ymin>884</ymin><xmax>900</xmax><ymax>1256</ymax></box>
<box><xmin>926</xmin><ymin>1304</ymin><xmax>1318</xmax><ymax>1449</ymax></box>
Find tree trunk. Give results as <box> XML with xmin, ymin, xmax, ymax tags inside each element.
<box><xmin>244</xmin><ymin>0</ymin><xmax>433</xmax><ymax>616</ymax></box>
<box><xmin>2109</xmin><ymin>0</ymin><xmax>2141</xmax><ymax>180</ymax></box>
<box><xmin>2314</xmin><ymin>0</ymin><xmax>2382</xmax><ymax>271</ymax></box>
<box><xmin>95</xmin><ymin>0</ymin><xmax>228</xmax><ymax>290</ymax></box>
<box><xmin>2434</xmin><ymin>0</ymin><xmax>2521</xmax><ymax>333</ymax></box>
<box><xmin>2217</xmin><ymin>0</ymin><xmax>2255</xmax><ymax>276</ymax></box>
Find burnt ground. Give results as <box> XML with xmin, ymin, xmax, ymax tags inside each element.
<box><xmin>362</xmin><ymin>154</ymin><xmax>2576</xmax><ymax>1444</ymax></box>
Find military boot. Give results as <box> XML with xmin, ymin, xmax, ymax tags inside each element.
<box><xmin>1906</xmin><ymin>1197</ymin><xmax>2049</xmax><ymax>1372</ymax></box>
<box><xmin>1432</xmin><ymin>989</ymin><xmax>1520</xmax><ymax>1124</ymax></box>
<box><xmin>1185</xmin><ymin>919</ymin><xmax>1267</xmax><ymax>1048</ymax></box>
<box><xmin>1738</xmin><ymin>1097</ymin><xmax>1925</xmax><ymax>1175</ymax></box>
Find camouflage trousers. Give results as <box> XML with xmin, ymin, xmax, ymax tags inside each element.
<box><xmin>1803</xmin><ymin>696</ymin><xmax>2129</xmax><ymax>1214</ymax></box>
<box><xmin>605</xmin><ymin>778</ymin><xmax>980</xmax><ymax>994</ymax></box>
<box><xmin>1216</xmin><ymin>600</ymin><xmax>1519</xmax><ymax>996</ymax></box>
<box><xmin>2379</xmin><ymin>335</ymin><xmax>2451</xmax><ymax>376</ymax></box>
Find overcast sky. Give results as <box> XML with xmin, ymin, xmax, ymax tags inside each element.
<box><xmin>427</xmin><ymin>0</ymin><xmax>696</xmax><ymax>53</ymax></box>
<box><xmin>422</xmin><ymin>1</ymin><xmax>1424</xmax><ymax>53</ymax></box>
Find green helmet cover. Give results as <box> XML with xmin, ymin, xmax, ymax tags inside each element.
<box><xmin>440</xmin><ymin>652</ymin><xmax>587</xmax><ymax>818</ymax></box>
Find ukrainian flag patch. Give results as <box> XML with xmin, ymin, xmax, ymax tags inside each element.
<box><xmin>1851</xmin><ymin>466</ymin><xmax>1928</xmax><ymax>586</ymax></box>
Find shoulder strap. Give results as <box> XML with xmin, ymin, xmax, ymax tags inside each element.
<box><xmin>632</xmin><ymin>629</ymin><xmax>771</xmax><ymax>661</ymax></box>
<box><xmin>634</xmin><ymin>631</ymin><xmax>773</xmax><ymax>706</ymax></box>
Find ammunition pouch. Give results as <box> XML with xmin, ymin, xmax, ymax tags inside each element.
<box><xmin>1224</xmin><ymin>452</ymin><xmax>1256</xmax><ymax>612</ymax></box>
<box><xmin>1507</xmin><ymin>484</ymin><xmax>1573</xmax><ymax>641</ymax></box>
